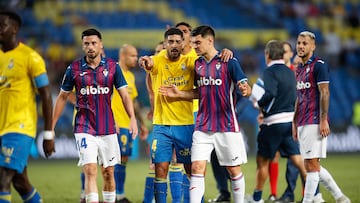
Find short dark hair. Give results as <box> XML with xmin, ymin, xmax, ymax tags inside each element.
<box><xmin>0</xmin><ymin>9</ymin><xmax>22</xmax><ymax>27</ymax></box>
<box><xmin>265</xmin><ymin>40</ymin><xmax>284</xmax><ymax>60</ymax></box>
<box><xmin>175</xmin><ymin>22</ymin><xmax>192</xmax><ymax>31</ymax></box>
<box><xmin>191</xmin><ymin>25</ymin><xmax>215</xmax><ymax>38</ymax></box>
<box><xmin>164</xmin><ymin>27</ymin><xmax>183</xmax><ymax>40</ymax></box>
<box><xmin>81</xmin><ymin>28</ymin><xmax>102</xmax><ymax>40</ymax></box>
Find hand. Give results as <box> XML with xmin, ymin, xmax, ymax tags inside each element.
<box><xmin>238</xmin><ymin>81</ymin><xmax>251</xmax><ymax>97</ymax></box>
<box><xmin>42</xmin><ymin>131</ymin><xmax>55</xmax><ymax>158</ymax></box>
<box><xmin>158</xmin><ymin>85</ymin><xmax>179</xmax><ymax>98</ymax></box>
<box><xmin>138</xmin><ymin>56</ymin><xmax>152</xmax><ymax>70</ymax></box>
<box><xmin>219</xmin><ymin>48</ymin><xmax>233</xmax><ymax>62</ymax></box>
<box><xmin>129</xmin><ymin>117</ymin><xmax>139</xmax><ymax>140</ymax></box>
<box><xmin>319</xmin><ymin>119</ymin><xmax>330</xmax><ymax>138</ymax></box>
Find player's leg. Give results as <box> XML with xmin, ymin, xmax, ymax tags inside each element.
<box><xmin>115</xmin><ymin>128</ymin><xmax>133</xmax><ymax>203</ymax></box>
<box><xmin>268</xmin><ymin>151</ymin><xmax>280</xmax><ymax>200</ymax></box>
<box><xmin>0</xmin><ymin>133</ymin><xmax>34</xmax><ymax>203</ymax></box>
<box><xmin>80</xmin><ymin>169</ymin><xmax>86</xmax><ymax>203</ymax></box>
<box><xmin>172</xmin><ymin>125</ymin><xmax>194</xmax><ymax>203</ymax></box>
<box><xmin>12</xmin><ymin>167</ymin><xmax>43</xmax><ymax>203</ymax></box>
<box><xmin>169</xmin><ymin>151</ymin><xmax>183</xmax><ymax>203</ymax></box>
<box><xmin>75</xmin><ymin>133</ymin><xmax>101</xmax><ymax>203</ymax></box>
<box><xmin>189</xmin><ymin>130</ymin><xmax>215</xmax><ymax>203</ymax></box>
<box><xmin>151</xmin><ymin>125</ymin><xmax>173</xmax><ymax>203</ymax></box>
<box><xmin>99</xmin><ymin>133</ymin><xmax>121</xmax><ymax>203</ymax></box>
<box><xmin>278</xmin><ymin>158</ymin><xmax>299</xmax><ymax>202</ymax></box>
<box><xmin>143</xmin><ymin>133</ymin><xmax>155</xmax><ymax>203</ymax></box>
<box><xmin>208</xmin><ymin>149</ymin><xmax>230</xmax><ymax>202</ymax></box>
<box><xmin>216</xmin><ymin>131</ymin><xmax>247</xmax><ymax>203</ymax></box>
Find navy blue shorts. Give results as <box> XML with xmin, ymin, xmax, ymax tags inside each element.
<box><xmin>257</xmin><ymin>122</ymin><xmax>300</xmax><ymax>160</ymax></box>
<box><xmin>118</xmin><ymin>128</ymin><xmax>133</xmax><ymax>156</ymax></box>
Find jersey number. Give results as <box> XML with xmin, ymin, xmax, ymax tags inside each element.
<box><xmin>77</xmin><ymin>137</ymin><xmax>88</xmax><ymax>149</ymax></box>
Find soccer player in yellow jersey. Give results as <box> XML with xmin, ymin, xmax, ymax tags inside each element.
<box><xmin>112</xmin><ymin>44</ymin><xmax>148</xmax><ymax>203</ymax></box>
<box><xmin>0</xmin><ymin>10</ymin><xmax>54</xmax><ymax>203</ymax></box>
<box><xmin>139</xmin><ymin>28</ymin><xmax>197</xmax><ymax>203</ymax></box>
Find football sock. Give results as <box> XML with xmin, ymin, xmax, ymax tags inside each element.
<box><xmin>303</xmin><ymin>172</ymin><xmax>319</xmax><ymax>202</ymax></box>
<box><xmin>182</xmin><ymin>172</ymin><xmax>190</xmax><ymax>203</ymax></box>
<box><xmin>169</xmin><ymin>164</ymin><xmax>183</xmax><ymax>203</ymax></box>
<box><xmin>80</xmin><ymin>172</ymin><xmax>85</xmax><ymax>199</ymax></box>
<box><xmin>319</xmin><ymin>166</ymin><xmax>343</xmax><ymax>199</ymax></box>
<box><xmin>21</xmin><ymin>187</ymin><xmax>42</xmax><ymax>203</ymax></box>
<box><xmin>143</xmin><ymin>169</ymin><xmax>155</xmax><ymax>203</ymax></box>
<box><xmin>102</xmin><ymin>191</ymin><xmax>116</xmax><ymax>203</ymax></box>
<box><xmin>0</xmin><ymin>191</ymin><xmax>11</xmax><ymax>203</ymax></box>
<box><xmin>253</xmin><ymin>190</ymin><xmax>262</xmax><ymax>201</ymax></box>
<box><xmin>86</xmin><ymin>192</ymin><xmax>99</xmax><ymax>203</ymax></box>
<box><xmin>189</xmin><ymin>174</ymin><xmax>204</xmax><ymax>203</ymax></box>
<box><xmin>268</xmin><ymin>162</ymin><xmax>278</xmax><ymax>197</ymax></box>
<box><xmin>114</xmin><ymin>164</ymin><xmax>126</xmax><ymax>199</ymax></box>
<box><xmin>231</xmin><ymin>173</ymin><xmax>245</xmax><ymax>203</ymax></box>
<box><xmin>154</xmin><ymin>178</ymin><xmax>167</xmax><ymax>203</ymax></box>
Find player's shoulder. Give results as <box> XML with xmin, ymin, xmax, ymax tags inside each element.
<box><xmin>17</xmin><ymin>43</ymin><xmax>44</xmax><ymax>60</ymax></box>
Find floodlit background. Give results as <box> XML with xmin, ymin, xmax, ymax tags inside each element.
<box><xmin>3</xmin><ymin>0</ymin><xmax>360</xmax><ymax>158</ymax></box>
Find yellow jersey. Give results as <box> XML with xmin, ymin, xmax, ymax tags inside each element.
<box><xmin>149</xmin><ymin>53</ymin><xmax>197</xmax><ymax>125</ymax></box>
<box><xmin>157</xmin><ymin>49</ymin><xmax>199</xmax><ymax>112</ymax></box>
<box><xmin>111</xmin><ymin>68</ymin><xmax>138</xmax><ymax>128</ymax></box>
<box><xmin>0</xmin><ymin>43</ymin><xmax>47</xmax><ymax>137</ymax></box>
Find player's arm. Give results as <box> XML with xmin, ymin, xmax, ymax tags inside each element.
<box><xmin>35</xmin><ymin>74</ymin><xmax>55</xmax><ymax>158</ymax></box>
<box><xmin>145</xmin><ymin>73</ymin><xmax>154</xmax><ymax>120</ymax></box>
<box><xmin>133</xmin><ymin>99</ymin><xmax>149</xmax><ymax>140</ymax></box>
<box><xmin>318</xmin><ymin>83</ymin><xmax>330</xmax><ymax>137</ymax></box>
<box><xmin>218</xmin><ymin>48</ymin><xmax>233</xmax><ymax>62</ymax></box>
<box><xmin>67</xmin><ymin>91</ymin><xmax>76</xmax><ymax>105</ymax></box>
<box><xmin>52</xmin><ymin>90</ymin><xmax>71</xmax><ymax>130</ymax></box>
<box><xmin>158</xmin><ymin>85</ymin><xmax>198</xmax><ymax>100</ymax></box>
<box><xmin>117</xmin><ymin>87</ymin><xmax>139</xmax><ymax>139</ymax></box>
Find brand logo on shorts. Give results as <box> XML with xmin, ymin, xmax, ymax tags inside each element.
<box><xmin>80</xmin><ymin>85</ymin><xmax>110</xmax><ymax>95</ymax></box>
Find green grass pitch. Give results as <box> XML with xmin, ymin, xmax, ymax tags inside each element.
<box><xmin>11</xmin><ymin>153</ymin><xmax>360</xmax><ymax>202</ymax></box>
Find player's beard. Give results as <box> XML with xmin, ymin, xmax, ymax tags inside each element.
<box><xmin>87</xmin><ymin>51</ymin><xmax>98</xmax><ymax>60</ymax></box>
<box><xmin>168</xmin><ymin>48</ymin><xmax>181</xmax><ymax>61</ymax></box>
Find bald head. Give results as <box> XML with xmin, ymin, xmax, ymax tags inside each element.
<box><xmin>119</xmin><ymin>44</ymin><xmax>138</xmax><ymax>70</ymax></box>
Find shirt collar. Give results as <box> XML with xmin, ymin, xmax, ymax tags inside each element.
<box><xmin>267</xmin><ymin>59</ymin><xmax>285</xmax><ymax>67</ymax></box>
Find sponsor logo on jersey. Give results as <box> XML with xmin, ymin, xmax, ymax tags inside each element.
<box><xmin>197</xmin><ymin>76</ymin><xmax>222</xmax><ymax>86</ymax></box>
<box><xmin>297</xmin><ymin>81</ymin><xmax>311</xmax><ymax>90</ymax></box>
<box><xmin>80</xmin><ymin>85</ymin><xmax>110</xmax><ymax>95</ymax></box>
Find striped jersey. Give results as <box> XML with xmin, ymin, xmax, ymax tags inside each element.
<box><xmin>61</xmin><ymin>57</ymin><xmax>127</xmax><ymax>135</ymax></box>
<box><xmin>195</xmin><ymin>54</ymin><xmax>247</xmax><ymax>132</ymax></box>
<box><xmin>295</xmin><ymin>55</ymin><xmax>329</xmax><ymax>126</ymax></box>
<box><xmin>0</xmin><ymin>43</ymin><xmax>49</xmax><ymax>138</ymax></box>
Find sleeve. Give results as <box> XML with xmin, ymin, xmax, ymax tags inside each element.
<box><xmin>114</xmin><ymin>63</ymin><xmax>128</xmax><ymax>89</ymax></box>
<box><xmin>258</xmin><ymin>68</ymin><xmax>277</xmax><ymax>108</ymax></box>
<box><xmin>228</xmin><ymin>58</ymin><xmax>247</xmax><ymax>84</ymax></box>
<box><xmin>61</xmin><ymin>65</ymin><xmax>75</xmax><ymax>92</ymax></box>
<box><xmin>314</xmin><ymin>59</ymin><xmax>330</xmax><ymax>84</ymax></box>
<box><xmin>29</xmin><ymin>51</ymin><xmax>49</xmax><ymax>88</ymax></box>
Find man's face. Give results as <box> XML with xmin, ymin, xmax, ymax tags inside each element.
<box><xmin>0</xmin><ymin>15</ymin><xmax>15</xmax><ymax>45</ymax></box>
<box><xmin>191</xmin><ymin>34</ymin><xmax>209</xmax><ymax>56</ymax></box>
<box><xmin>82</xmin><ymin>35</ymin><xmax>103</xmax><ymax>59</ymax></box>
<box><xmin>176</xmin><ymin>25</ymin><xmax>191</xmax><ymax>46</ymax></box>
<box><xmin>165</xmin><ymin>34</ymin><xmax>183</xmax><ymax>60</ymax></box>
<box><xmin>123</xmin><ymin>46</ymin><xmax>138</xmax><ymax>68</ymax></box>
<box><xmin>296</xmin><ymin>35</ymin><xmax>315</xmax><ymax>60</ymax></box>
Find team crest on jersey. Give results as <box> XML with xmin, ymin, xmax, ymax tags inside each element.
<box><xmin>216</xmin><ymin>63</ymin><xmax>221</xmax><ymax>70</ymax></box>
<box><xmin>197</xmin><ymin>65</ymin><xmax>202</xmax><ymax>70</ymax></box>
<box><xmin>165</xmin><ymin>64</ymin><xmax>169</xmax><ymax>70</ymax></box>
<box><xmin>8</xmin><ymin>59</ymin><xmax>14</xmax><ymax>69</ymax></box>
<box><xmin>103</xmin><ymin>69</ymin><xmax>108</xmax><ymax>77</ymax></box>
<box><xmin>181</xmin><ymin>63</ymin><xmax>186</xmax><ymax>70</ymax></box>
<box><xmin>306</xmin><ymin>67</ymin><xmax>310</xmax><ymax>73</ymax></box>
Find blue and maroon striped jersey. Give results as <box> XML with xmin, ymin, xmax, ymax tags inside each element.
<box><xmin>295</xmin><ymin>55</ymin><xmax>329</xmax><ymax>126</ymax></box>
<box><xmin>61</xmin><ymin>57</ymin><xmax>127</xmax><ymax>135</ymax></box>
<box><xmin>194</xmin><ymin>54</ymin><xmax>247</xmax><ymax>132</ymax></box>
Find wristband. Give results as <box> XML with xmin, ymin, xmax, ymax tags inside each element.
<box><xmin>43</xmin><ymin>131</ymin><xmax>54</xmax><ymax>140</ymax></box>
